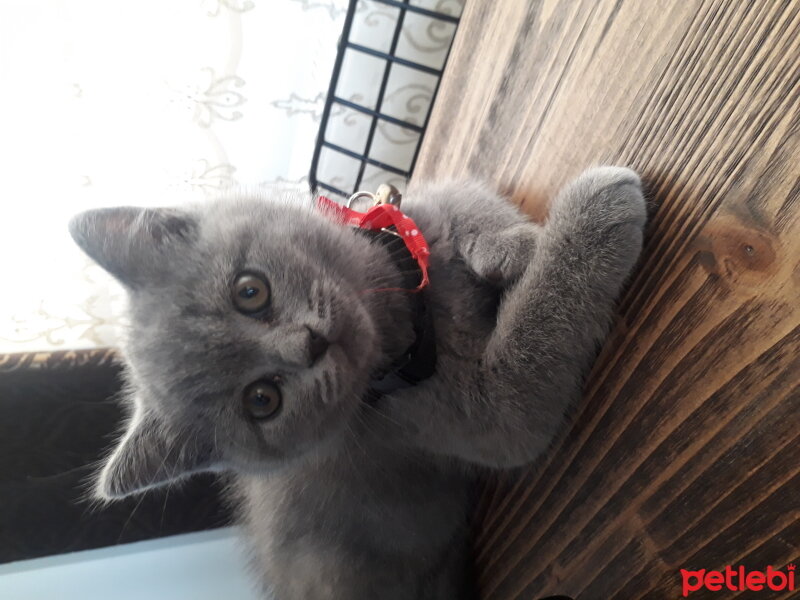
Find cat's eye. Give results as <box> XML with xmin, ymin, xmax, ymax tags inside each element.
<box><xmin>233</xmin><ymin>272</ymin><xmax>270</xmax><ymax>314</ymax></box>
<box><xmin>242</xmin><ymin>380</ymin><xmax>282</xmax><ymax>420</ymax></box>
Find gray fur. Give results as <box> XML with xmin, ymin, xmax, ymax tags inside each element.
<box><xmin>69</xmin><ymin>167</ymin><xmax>646</xmax><ymax>599</ymax></box>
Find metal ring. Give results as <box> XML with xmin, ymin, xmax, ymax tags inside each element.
<box><xmin>346</xmin><ymin>191</ymin><xmax>376</xmax><ymax>209</ymax></box>
<box><xmin>380</xmin><ymin>227</ymin><xmax>402</xmax><ymax>238</ymax></box>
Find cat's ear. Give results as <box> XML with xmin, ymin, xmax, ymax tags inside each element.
<box><xmin>69</xmin><ymin>207</ymin><xmax>197</xmax><ymax>287</ymax></box>
<box><xmin>96</xmin><ymin>407</ymin><xmax>218</xmax><ymax>499</ymax></box>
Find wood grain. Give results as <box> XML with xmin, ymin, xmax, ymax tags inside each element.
<box><xmin>414</xmin><ymin>1</ymin><xmax>800</xmax><ymax>598</ymax></box>
<box><xmin>0</xmin><ymin>348</ymin><xmax>118</xmax><ymax>372</ymax></box>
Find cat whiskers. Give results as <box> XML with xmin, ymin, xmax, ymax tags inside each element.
<box><xmin>116</xmin><ymin>436</ymin><xmax>180</xmax><ymax>544</ymax></box>
<box><xmin>360</xmin><ymin>240</ymin><xmax>426</xmax><ymax>293</ymax></box>
<box><xmin>349</xmin><ymin>407</ymin><xmax>424</xmax><ymax>494</ymax></box>
<box><xmin>333</xmin><ymin>367</ymin><xmax>343</xmax><ymax>398</ymax></box>
<box><xmin>358</xmin><ymin>395</ymin><xmax>403</xmax><ymax>430</ymax></box>
<box><xmin>313</xmin><ymin>379</ymin><xmax>323</xmax><ymax>402</ymax></box>
<box><xmin>341</xmin><ymin>418</ymin><xmax>383</xmax><ymax>505</ymax></box>
<box><xmin>356</xmin><ymin>268</ymin><xmax>424</xmax><ymax>295</ymax></box>
<box><xmin>78</xmin><ymin>457</ymin><xmax>115</xmax><ymax>516</ymax></box>
<box><xmin>26</xmin><ymin>463</ymin><xmax>95</xmax><ymax>482</ymax></box>
<box><xmin>213</xmin><ymin>421</ymin><xmax>220</xmax><ymax>457</ymax></box>
<box><xmin>159</xmin><ymin>475</ymin><xmax>171</xmax><ymax>531</ymax></box>
<box><xmin>322</xmin><ymin>371</ymin><xmax>333</xmax><ymax>399</ymax></box>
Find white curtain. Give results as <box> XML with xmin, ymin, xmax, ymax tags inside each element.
<box><xmin>0</xmin><ymin>0</ymin><xmax>462</xmax><ymax>354</ymax></box>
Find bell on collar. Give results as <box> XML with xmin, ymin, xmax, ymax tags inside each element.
<box><xmin>374</xmin><ymin>183</ymin><xmax>402</xmax><ymax>207</ymax></box>
<box><xmin>347</xmin><ymin>183</ymin><xmax>402</xmax><ymax>210</ymax></box>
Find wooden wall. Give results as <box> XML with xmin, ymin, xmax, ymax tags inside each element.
<box><xmin>414</xmin><ymin>1</ymin><xmax>800</xmax><ymax>598</ymax></box>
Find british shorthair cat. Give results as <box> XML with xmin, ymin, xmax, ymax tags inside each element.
<box><xmin>69</xmin><ymin>167</ymin><xmax>646</xmax><ymax>599</ymax></box>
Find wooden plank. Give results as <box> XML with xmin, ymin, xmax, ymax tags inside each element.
<box><xmin>414</xmin><ymin>1</ymin><xmax>800</xmax><ymax>598</ymax></box>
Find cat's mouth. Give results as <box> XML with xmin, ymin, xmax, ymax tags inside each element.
<box><xmin>327</xmin><ymin>306</ymin><xmax>380</xmax><ymax>374</ymax></box>
<box><xmin>326</xmin><ymin>336</ymin><xmax>370</xmax><ymax>374</ymax></box>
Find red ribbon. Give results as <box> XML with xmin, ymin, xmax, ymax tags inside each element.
<box><xmin>317</xmin><ymin>196</ymin><xmax>430</xmax><ymax>291</ymax></box>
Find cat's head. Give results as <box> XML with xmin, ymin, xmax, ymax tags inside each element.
<box><xmin>70</xmin><ymin>190</ymin><xmax>414</xmax><ymax>499</ymax></box>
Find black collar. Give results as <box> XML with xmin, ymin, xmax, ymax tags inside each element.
<box><xmin>357</xmin><ymin>228</ymin><xmax>437</xmax><ymax>395</ymax></box>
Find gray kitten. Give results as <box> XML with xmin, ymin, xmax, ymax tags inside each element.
<box><xmin>69</xmin><ymin>167</ymin><xmax>646</xmax><ymax>599</ymax></box>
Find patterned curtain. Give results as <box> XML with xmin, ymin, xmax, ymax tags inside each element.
<box><xmin>0</xmin><ymin>0</ymin><xmax>463</xmax><ymax>357</ymax></box>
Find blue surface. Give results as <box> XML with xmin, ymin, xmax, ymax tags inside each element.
<box><xmin>0</xmin><ymin>527</ymin><xmax>261</xmax><ymax>600</ymax></box>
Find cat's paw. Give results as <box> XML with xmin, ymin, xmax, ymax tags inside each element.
<box><xmin>464</xmin><ymin>223</ymin><xmax>539</xmax><ymax>285</ymax></box>
<box><xmin>547</xmin><ymin>166</ymin><xmax>646</xmax><ymax>279</ymax></box>
<box><xmin>552</xmin><ymin>166</ymin><xmax>647</xmax><ymax>232</ymax></box>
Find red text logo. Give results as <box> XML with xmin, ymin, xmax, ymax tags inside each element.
<box><xmin>680</xmin><ymin>565</ymin><xmax>795</xmax><ymax>596</ymax></box>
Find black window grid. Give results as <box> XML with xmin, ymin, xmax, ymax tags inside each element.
<box><xmin>309</xmin><ymin>0</ymin><xmax>460</xmax><ymax>199</ymax></box>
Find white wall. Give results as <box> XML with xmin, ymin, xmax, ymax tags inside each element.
<box><xmin>0</xmin><ymin>528</ymin><xmax>261</xmax><ymax>600</ymax></box>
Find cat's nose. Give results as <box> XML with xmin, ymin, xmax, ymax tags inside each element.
<box><xmin>307</xmin><ymin>327</ymin><xmax>330</xmax><ymax>364</ymax></box>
